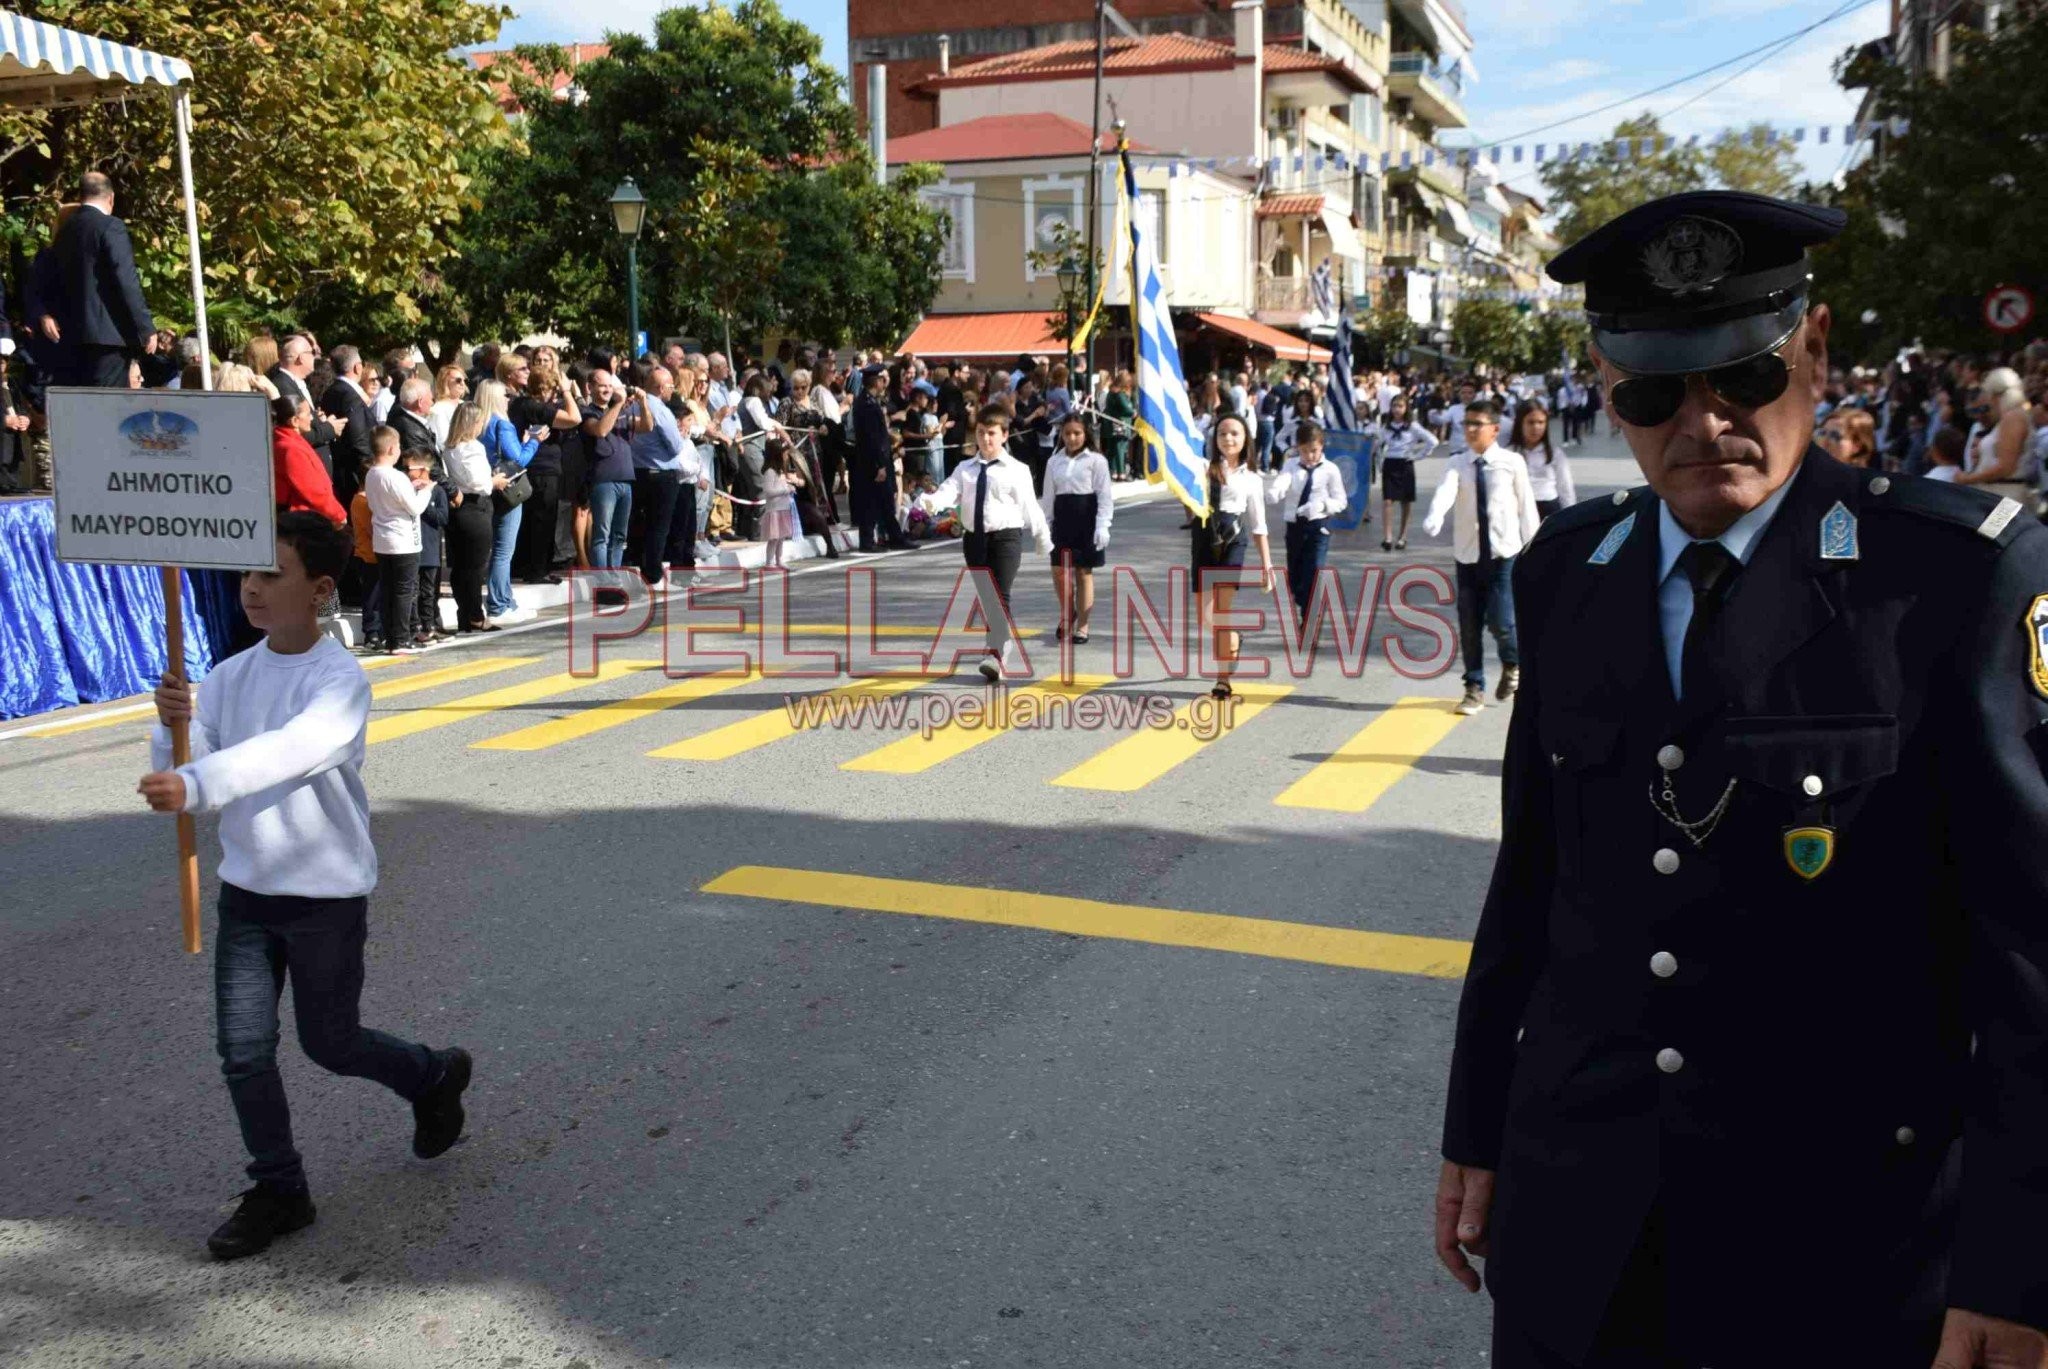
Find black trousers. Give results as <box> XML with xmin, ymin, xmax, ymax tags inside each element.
<box><xmin>963</xmin><ymin>528</ymin><xmax>1023</xmax><ymax>653</ymax></box>
<box><xmin>853</xmin><ymin>467</ymin><xmax>901</xmax><ymax>547</ymax></box>
<box><xmin>515</xmin><ymin>466</ymin><xmax>562</xmax><ymax>579</ymax></box>
<box><xmin>635</xmin><ymin>467</ymin><xmax>683</xmax><ymax>586</ymax></box>
<box><xmin>65</xmin><ymin>344</ymin><xmax>131</xmax><ymax>388</ymax></box>
<box><xmin>414</xmin><ymin>562</ymin><xmax>442</xmax><ymax>635</ymax></box>
<box><xmin>665</xmin><ymin>480</ymin><xmax>699</xmax><ymax>569</ymax></box>
<box><xmin>445</xmin><ymin>497</ymin><xmax>493</xmax><ymax>627</ymax></box>
<box><xmin>376</xmin><ymin>551</ymin><xmax>418</xmax><ymax>650</ymax></box>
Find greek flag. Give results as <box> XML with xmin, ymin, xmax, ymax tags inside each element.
<box><xmin>1310</xmin><ymin>260</ymin><xmax>1336</xmax><ymax>320</ymax></box>
<box><xmin>1324</xmin><ymin>308</ymin><xmax>1357</xmax><ymax>432</ymax></box>
<box><xmin>1121</xmin><ymin>139</ymin><xmax>1208</xmax><ymax>519</ymax></box>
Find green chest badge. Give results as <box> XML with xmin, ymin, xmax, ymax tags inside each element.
<box><xmin>1784</xmin><ymin>826</ymin><xmax>1836</xmax><ymax>880</ymax></box>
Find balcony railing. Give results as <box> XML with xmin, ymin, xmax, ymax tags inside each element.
<box><xmin>1389</xmin><ymin>50</ymin><xmax>1464</xmax><ymax>95</ymax></box>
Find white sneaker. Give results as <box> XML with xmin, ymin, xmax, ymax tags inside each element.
<box><xmin>1455</xmin><ymin>685</ymin><xmax>1486</xmax><ymax>716</ymax></box>
<box><xmin>977</xmin><ymin>651</ymin><xmax>1001</xmax><ymax>683</ymax></box>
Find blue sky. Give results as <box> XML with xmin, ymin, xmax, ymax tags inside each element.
<box><xmin>496</xmin><ymin>0</ymin><xmax>1889</xmax><ymax>189</ymax></box>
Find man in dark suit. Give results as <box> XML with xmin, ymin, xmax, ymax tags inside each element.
<box><xmin>268</xmin><ymin>333</ymin><xmax>339</xmax><ymax>476</ymax></box>
<box><xmin>315</xmin><ymin>344</ymin><xmax>375</xmax><ymax>509</ymax></box>
<box><xmin>49</xmin><ymin>173</ymin><xmax>156</xmax><ymax>387</ymax></box>
<box><xmin>1437</xmin><ymin>192</ymin><xmax>2048</xmax><ymax>1369</ymax></box>
<box><xmin>390</xmin><ymin>375</ymin><xmax>440</xmax><ymax>474</ymax></box>
<box><xmin>850</xmin><ymin>365</ymin><xmax>906</xmax><ymax>551</ymax></box>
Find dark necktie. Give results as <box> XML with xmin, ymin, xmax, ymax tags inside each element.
<box><xmin>1297</xmin><ymin>462</ymin><xmax>1315</xmax><ymax>515</ymax></box>
<box><xmin>1472</xmin><ymin>454</ymin><xmax>1493</xmax><ymax>565</ymax></box>
<box><xmin>1676</xmin><ymin>540</ymin><xmax>1741</xmax><ymax>702</ymax></box>
<box><xmin>973</xmin><ymin>459</ymin><xmax>991</xmax><ymax>534</ymax></box>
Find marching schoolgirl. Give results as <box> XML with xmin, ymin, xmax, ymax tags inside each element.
<box><xmin>1040</xmin><ymin>412</ymin><xmax>1114</xmax><ymax>645</ymax></box>
<box><xmin>1192</xmin><ymin>413</ymin><xmax>1274</xmax><ymax>700</ymax></box>
<box><xmin>1375</xmin><ymin>391</ymin><xmax>1437</xmax><ymax>552</ymax></box>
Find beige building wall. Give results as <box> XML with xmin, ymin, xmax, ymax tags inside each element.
<box><xmin>935</xmin><ymin>66</ymin><xmax>1262</xmax><ymax>163</ymax></box>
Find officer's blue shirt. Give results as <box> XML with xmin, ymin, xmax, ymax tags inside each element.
<box><xmin>1656</xmin><ymin>475</ymin><xmax>1794</xmax><ymax>697</ymax></box>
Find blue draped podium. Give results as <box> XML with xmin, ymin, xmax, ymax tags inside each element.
<box><xmin>0</xmin><ymin>497</ymin><xmax>238</xmax><ymax>720</ymax></box>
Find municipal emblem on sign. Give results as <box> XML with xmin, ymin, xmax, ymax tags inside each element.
<box><xmin>1984</xmin><ymin>284</ymin><xmax>2035</xmax><ymax>335</ymax></box>
<box><xmin>2027</xmin><ymin>594</ymin><xmax>2048</xmax><ymax>700</ymax></box>
<box><xmin>119</xmin><ymin>409</ymin><xmax>196</xmax><ymax>455</ymax></box>
<box><xmin>1784</xmin><ymin>826</ymin><xmax>1835</xmax><ymax>881</ymax></box>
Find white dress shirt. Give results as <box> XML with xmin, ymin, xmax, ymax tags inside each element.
<box><xmin>812</xmin><ymin>386</ymin><xmax>842</xmax><ymax>426</ymax></box>
<box><xmin>1040</xmin><ymin>450</ymin><xmax>1115</xmax><ymax>545</ymax></box>
<box><xmin>1268</xmin><ymin>455</ymin><xmax>1347</xmax><ymax>523</ymax></box>
<box><xmin>1515</xmin><ymin>442</ymin><xmax>1577</xmax><ymax>507</ymax></box>
<box><xmin>372</xmin><ymin>386</ymin><xmax>398</xmax><ymax>424</ymax></box>
<box><xmin>1422</xmin><ymin>445</ymin><xmax>1541</xmax><ymax>564</ymax></box>
<box><xmin>1210</xmin><ymin>464</ymin><xmax>1269</xmax><ymax>538</ymax></box>
<box><xmin>442</xmin><ymin>438</ymin><xmax>493</xmax><ymax>496</ymax></box>
<box><xmin>364</xmin><ymin>462</ymin><xmax>431</xmax><ymax>555</ymax></box>
<box><xmin>1377</xmin><ymin>420</ymin><xmax>1439</xmax><ymax>462</ymax></box>
<box><xmin>1442</xmin><ymin>402</ymin><xmax>1470</xmax><ymax>453</ymax></box>
<box><xmin>922</xmin><ymin>453</ymin><xmax>1053</xmax><ymax>548</ymax></box>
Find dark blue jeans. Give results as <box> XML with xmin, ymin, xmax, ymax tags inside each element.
<box><xmin>215</xmin><ymin>883</ymin><xmax>434</xmax><ymax>1190</ymax></box>
<box><xmin>1455</xmin><ymin>556</ymin><xmax>1519</xmax><ymax>688</ymax></box>
<box><xmin>1285</xmin><ymin>517</ymin><xmax>1330</xmax><ymax>618</ymax></box>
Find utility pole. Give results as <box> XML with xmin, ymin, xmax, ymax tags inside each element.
<box><xmin>1084</xmin><ymin>0</ymin><xmax>1106</xmax><ymax>385</ymax></box>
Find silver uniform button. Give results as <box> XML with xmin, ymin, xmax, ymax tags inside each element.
<box><xmin>1612</xmin><ymin>490</ymin><xmax>1628</xmax><ymax>505</ymax></box>
<box><xmin>1657</xmin><ymin>744</ymin><xmax>1685</xmax><ymax>771</ymax></box>
<box><xmin>1656</xmin><ymin>1047</ymin><xmax>1685</xmax><ymax>1074</ymax></box>
<box><xmin>1896</xmin><ymin>1126</ymin><xmax>1916</xmax><ymax>1146</ymax></box>
<box><xmin>1801</xmin><ymin>774</ymin><xmax>1824</xmax><ymax>797</ymax></box>
<box><xmin>1653</xmin><ymin>847</ymin><xmax>1681</xmax><ymax>875</ymax></box>
<box><xmin>1870</xmin><ymin>476</ymin><xmax>1891</xmax><ymax>495</ymax></box>
<box><xmin>1650</xmin><ymin>951</ymin><xmax>1678</xmax><ymax>978</ymax></box>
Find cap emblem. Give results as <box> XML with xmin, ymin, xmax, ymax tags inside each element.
<box><xmin>1641</xmin><ymin>216</ymin><xmax>1743</xmax><ymax>298</ymax></box>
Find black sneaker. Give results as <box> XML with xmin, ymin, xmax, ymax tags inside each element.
<box><xmin>412</xmin><ymin>1048</ymin><xmax>472</xmax><ymax>1159</ymax></box>
<box><xmin>207</xmin><ymin>1183</ymin><xmax>316</xmax><ymax>1261</ymax></box>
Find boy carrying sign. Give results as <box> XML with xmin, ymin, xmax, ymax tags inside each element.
<box><xmin>139</xmin><ymin>512</ymin><xmax>473</xmax><ymax>1260</ymax></box>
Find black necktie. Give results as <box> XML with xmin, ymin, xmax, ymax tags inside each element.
<box><xmin>1472</xmin><ymin>455</ymin><xmax>1493</xmax><ymax>565</ymax></box>
<box><xmin>1677</xmin><ymin>540</ymin><xmax>1740</xmax><ymax>702</ymax></box>
<box><xmin>1297</xmin><ymin>462</ymin><xmax>1315</xmax><ymax>515</ymax></box>
<box><xmin>973</xmin><ymin>460</ymin><xmax>991</xmax><ymax>534</ymax></box>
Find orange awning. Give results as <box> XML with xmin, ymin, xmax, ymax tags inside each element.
<box><xmin>1191</xmin><ymin>312</ymin><xmax>1332</xmax><ymax>364</ymax></box>
<box><xmin>897</xmin><ymin>312</ymin><xmax>1066</xmax><ymax>360</ymax></box>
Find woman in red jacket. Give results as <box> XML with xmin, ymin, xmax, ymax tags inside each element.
<box><xmin>273</xmin><ymin>393</ymin><xmax>345</xmax><ymax>526</ymax></box>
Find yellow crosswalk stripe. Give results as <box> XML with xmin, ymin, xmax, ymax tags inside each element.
<box><xmin>473</xmin><ymin>669</ymin><xmax>761</xmax><ymax>752</ymax></box>
<box><xmin>702</xmin><ymin>865</ymin><xmax>1472</xmax><ymax>978</ymax></box>
<box><xmin>840</xmin><ymin>675</ymin><xmax>1112</xmax><ymax>775</ymax></box>
<box><xmin>368</xmin><ymin>659</ymin><xmax>661</xmax><ymax>746</ymax></box>
<box><xmin>649</xmin><ymin>676</ymin><xmax>925</xmax><ymax>762</ymax></box>
<box><xmin>1049</xmin><ymin>683</ymin><xmax>1294</xmax><ymax>792</ymax></box>
<box><xmin>1273</xmin><ymin>695</ymin><xmax>1463</xmax><ymax>813</ymax></box>
<box><xmin>15</xmin><ymin>652</ymin><xmax>455</xmax><ymax>739</ymax></box>
<box><xmin>369</xmin><ymin>656</ymin><xmax>537</xmax><ymax>701</ymax></box>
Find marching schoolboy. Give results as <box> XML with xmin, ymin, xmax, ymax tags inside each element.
<box><xmin>1267</xmin><ymin>420</ymin><xmax>1348</xmax><ymax>626</ymax></box>
<box><xmin>140</xmin><ymin>512</ymin><xmax>473</xmax><ymax>1260</ymax></box>
<box><xmin>918</xmin><ymin>404</ymin><xmax>1053</xmax><ymax>681</ymax></box>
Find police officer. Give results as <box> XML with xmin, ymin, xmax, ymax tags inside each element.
<box><xmin>1434</xmin><ymin>190</ymin><xmax>2048</xmax><ymax>1369</ymax></box>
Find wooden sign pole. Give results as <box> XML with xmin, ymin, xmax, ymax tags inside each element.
<box><xmin>161</xmin><ymin>565</ymin><xmax>202</xmax><ymax>954</ymax></box>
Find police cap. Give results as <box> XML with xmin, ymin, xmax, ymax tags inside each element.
<box><xmin>1545</xmin><ymin>190</ymin><xmax>1847</xmax><ymax>377</ymax></box>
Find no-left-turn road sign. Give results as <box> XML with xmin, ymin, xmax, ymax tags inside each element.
<box><xmin>1984</xmin><ymin>284</ymin><xmax>2036</xmax><ymax>335</ymax></box>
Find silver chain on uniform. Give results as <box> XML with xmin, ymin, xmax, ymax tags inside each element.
<box><xmin>1648</xmin><ymin>773</ymin><xmax>1739</xmax><ymax>849</ymax></box>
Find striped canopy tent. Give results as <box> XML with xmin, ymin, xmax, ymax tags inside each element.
<box><xmin>0</xmin><ymin>10</ymin><xmax>212</xmax><ymax>382</ymax></box>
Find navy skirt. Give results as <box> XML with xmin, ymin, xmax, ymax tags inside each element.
<box><xmin>1191</xmin><ymin>520</ymin><xmax>1248</xmax><ymax>572</ymax></box>
<box><xmin>1380</xmin><ymin>455</ymin><xmax>1416</xmax><ymax>503</ymax></box>
<box><xmin>1051</xmin><ymin>491</ymin><xmax>1105</xmax><ymax>569</ymax></box>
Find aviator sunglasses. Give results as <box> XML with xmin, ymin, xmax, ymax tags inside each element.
<box><xmin>1609</xmin><ymin>349</ymin><xmax>1800</xmax><ymax>428</ymax></box>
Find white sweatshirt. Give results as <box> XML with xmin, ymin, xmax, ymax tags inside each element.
<box><xmin>150</xmin><ymin>635</ymin><xmax>377</xmax><ymax>898</ymax></box>
<box><xmin>365</xmin><ymin>463</ymin><xmax>432</xmax><ymax>555</ymax></box>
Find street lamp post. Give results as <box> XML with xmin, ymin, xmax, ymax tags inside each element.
<box><xmin>1056</xmin><ymin>251</ymin><xmax>1080</xmax><ymax>391</ymax></box>
<box><xmin>609</xmin><ymin>177</ymin><xmax>648</xmax><ymax>356</ymax></box>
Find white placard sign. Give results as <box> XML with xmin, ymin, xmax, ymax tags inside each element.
<box><xmin>49</xmin><ymin>388</ymin><xmax>277</xmax><ymax>571</ymax></box>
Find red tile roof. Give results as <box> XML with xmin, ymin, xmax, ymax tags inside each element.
<box><xmin>887</xmin><ymin>112</ymin><xmax>1157</xmax><ymax>164</ymax></box>
<box><xmin>897</xmin><ymin>312</ymin><xmax>1069</xmax><ymax>359</ymax></box>
<box><xmin>921</xmin><ymin>35</ymin><xmax>1374</xmax><ymax>94</ymax></box>
<box><xmin>468</xmin><ymin>44</ymin><xmax>610</xmax><ymax>113</ymax></box>
<box><xmin>1255</xmin><ymin>193</ymin><xmax>1327</xmax><ymax>218</ymax></box>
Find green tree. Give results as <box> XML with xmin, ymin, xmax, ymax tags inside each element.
<box><xmin>1539</xmin><ymin>113</ymin><xmax>1802</xmax><ymax>248</ymax></box>
<box><xmin>0</xmin><ymin>0</ymin><xmax>511</xmax><ymax>344</ymax></box>
<box><xmin>1815</xmin><ymin>1</ymin><xmax>2048</xmax><ymax>355</ymax></box>
<box><xmin>464</xmin><ymin>1</ymin><xmax>943</xmax><ymax>350</ymax></box>
<box><xmin>1523</xmin><ymin>309</ymin><xmax>1591</xmax><ymax>374</ymax></box>
<box><xmin>1355</xmin><ymin>305</ymin><xmax>1418</xmax><ymax>367</ymax></box>
<box><xmin>1451</xmin><ymin>296</ymin><xmax>1528</xmax><ymax>372</ymax></box>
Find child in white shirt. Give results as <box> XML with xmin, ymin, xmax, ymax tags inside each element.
<box><xmin>140</xmin><ymin>512</ymin><xmax>472</xmax><ymax>1261</ymax></box>
<box><xmin>362</xmin><ymin>426</ymin><xmax>433</xmax><ymax>653</ymax></box>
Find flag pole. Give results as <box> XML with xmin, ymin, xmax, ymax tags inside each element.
<box><xmin>161</xmin><ymin>566</ymin><xmax>202</xmax><ymax>954</ymax></box>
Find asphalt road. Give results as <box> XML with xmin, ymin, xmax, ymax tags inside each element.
<box><xmin>0</xmin><ymin>435</ymin><xmax>1645</xmax><ymax>1368</ymax></box>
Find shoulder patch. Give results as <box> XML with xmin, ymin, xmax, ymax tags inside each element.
<box><xmin>1864</xmin><ymin>472</ymin><xmax>2031</xmax><ymax>549</ymax></box>
<box><xmin>1530</xmin><ymin>485</ymin><xmax>1650</xmax><ymax>548</ymax></box>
